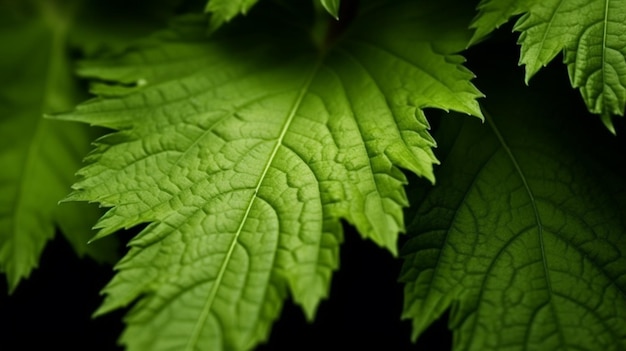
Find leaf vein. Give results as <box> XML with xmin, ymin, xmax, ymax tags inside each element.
<box><xmin>182</xmin><ymin>58</ymin><xmax>322</xmax><ymax>350</ymax></box>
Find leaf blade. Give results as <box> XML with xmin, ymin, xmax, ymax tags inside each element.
<box><xmin>205</xmin><ymin>0</ymin><xmax>259</xmax><ymax>32</ymax></box>
<box><xmin>401</xmin><ymin>62</ymin><xmax>626</xmax><ymax>351</ymax></box>
<box><xmin>0</xmin><ymin>5</ymin><xmax>116</xmax><ymax>291</ymax></box>
<box><xmin>469</xmin><ymin>0</ymin><xmax>527</xmax><ymax>45</ymax></box>
<box><xmin>320</xmin><ymin>0</ymin><xmax>341</xmax><ymax>19</ymax></box>
<box><xmin>472</xmin><ymin>0</ymin><xmax>626</xmax><ymax>127</ymax></box>
<box><xmin>61</xmin><ymin>1</ymin><xmax>482</xmax><ymax>350</ymax></box>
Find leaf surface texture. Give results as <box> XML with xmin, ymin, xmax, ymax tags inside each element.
<box><xmin>60</xmin><ymin>1</ymin><xmax>482</xmax><ymax>350</ymax></box>
<box><xmin>401</xmin><ymin>63</ymin><xmax>626</xmax><ymax>351</ymax></box>
<box><xmin>471</xmin><ymin>0</ymin><xmax>626</xmax><ymax>129</ymax></box>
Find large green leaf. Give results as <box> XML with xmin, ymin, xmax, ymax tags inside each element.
<box><xmin>59</xmin><ymin>1</ymin><xmax>482</xmax><ymax>350</ymax></box>
<box><xmin>471</xmin><ymin>0</ymin><xmax>626</xmax><ymax>131</ymax></box>
<box><xmin>0</xmin><ymin>1</ymin><xmax>117</xmax><ymax>292</ymax></box>
<box><xmin>401</xmin><ymin>61</ymin><xmax>626</xmax><ymax>350</ymax></box>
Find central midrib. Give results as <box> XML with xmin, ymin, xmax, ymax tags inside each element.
<box><xmin>484</xmin><ymin>110</ymin><xmax>550</xmax><ymax>290</ymax></box>
<box><xmin>601</xmin><ymin>0</ymin><xmax>610</xmax><ymax>108</ymax></box>
<box><xmin>183</xmin><ymin>58</ymin><xmax>323</xmax><ymax>350</ymax></box>
<box><xmin>484</xmin><ymin>110</ymin><xmax>567</xmax><ymax>349</ymax></box>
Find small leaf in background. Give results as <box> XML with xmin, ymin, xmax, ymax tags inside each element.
<box><xmin>469</xmin><ymin>0</ymin><xmax>524</xmax><ymax>44</ymax></box>
<box><xmin>70</xmin><ymin>0</ymin><xmax>185</xmax><ymax>57</ymax></box>
<box><xmin>0</xmin><ymin>1</ymin><xmax>118</xmax><ymax>292</ymax></box>
<box><xmin>401</xmin><ymin>56</ymin><xmax>626</xmax><ymax>351</ymax></box>
<box><xmin>471</xmin><ymin>0</ymin><xmax>626</xmax><ymax>131</ymax></box>
<box><xmin>58</xmin><ymin>0</ymin><xmax>482</xmax><ymax>350</ymax></box>
<box><xmin>320</xmin><ymin>0</ymin><xmax>341</xmax><ymax>19</ymax></box>
<box><xmin>205</xmin><ymin>0</ymin><xmax>259</xmax><ymax>32</ymax></box>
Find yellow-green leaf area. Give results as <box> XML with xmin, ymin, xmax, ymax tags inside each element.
<box><xmin>59</xmin><ymin>1</ymin><xmax>482</xmax><ymax>350</ymax></box>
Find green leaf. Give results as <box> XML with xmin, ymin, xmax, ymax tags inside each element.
<box><xmin>517</xmin><ymin>0</ymin><xmax>626</xmax><ymax>131</ymax></box>
<box><xmin>401</xmin><ymin>63</ymin><xmax>626</xmax><ymax>350</ymax></box>
<box><xmin>0</xmin><ymin>1</ymin><xmax>117</xmax><ymax>292</ymax></box>
<box><xmin>469</xmin><ymin>0</ymin><xmax>527</xmax><ymax>45</ymax></box>
<box><xmin>320</xmin><ymin>0</ymin><xmax>341</xmax><ymax>19</ymax></box>
<box><xmin>205</xmin><ymin>0</ymin><xmax>259</xmax><ymax>32</ymax></box>
<box><xmin>471</xmin><ymin>0</ymin><xmax>626</xmax><ymax>130</ymax></box>
<box><xmin>59</xmin><ymin>1</ymin><xmax>482</xmax><ymax>350</ymax></box>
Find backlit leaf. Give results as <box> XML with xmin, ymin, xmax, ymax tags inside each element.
<box><xmin>471</xmin><ymin>0</ymin><xmax>626</xmax><ymax>130</ymax></box>
<box><xmin>59</xmin><ymin>1</ymin><xmax>482</xmax><ymax>350</ymax></box>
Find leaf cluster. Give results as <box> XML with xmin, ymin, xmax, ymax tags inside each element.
<box><xmin>1</xmin><ymin>0</ymin><xmax>625</xmax><ymax>350</ymax></box>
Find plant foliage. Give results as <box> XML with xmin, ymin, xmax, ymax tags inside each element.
<box><xmin>401</xmin><ymin>60</ymin><xmax>626</xmax><ymax>350</ymax></box>
<box><xmin>57</xmin><ymin>1</ymin><xmax>481</xmax><ymax>349</ymax></box>
<box><xmin>472</xmin><ymin>0</ymin><xmax>626</xmax><ymax>132</ymax></box>
<box><xmin>0</xmin><ymin>0</ymin><xmax>625</xmax><ymax>350</ymax></box>
<box><xmin>0</xmin><ymin>0</ymin><xmax>119</xmax><ymax>292</ymax></box>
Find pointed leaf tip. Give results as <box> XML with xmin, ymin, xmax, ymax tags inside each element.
<box><xmin>320</xmin><ymin>0</ymin><xmax>341</xmax><ymax>19</ymax></box>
